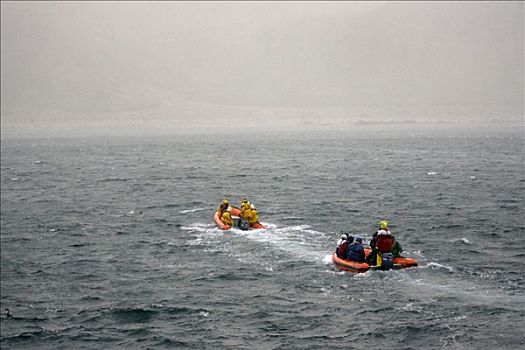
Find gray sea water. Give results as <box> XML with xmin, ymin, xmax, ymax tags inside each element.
<box><xmin>1</xmin><ymin>128</ymin><xmax>524</xmax><ymax>349</ymax></box>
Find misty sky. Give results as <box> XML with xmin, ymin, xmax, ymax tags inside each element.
<box><xmin>1</xmin><ymin>1</ymin><xmax>523</xmax><ymax>136</ymax></box>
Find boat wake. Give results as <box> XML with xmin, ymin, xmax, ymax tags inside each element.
<box><xmin>182</xmin><ymin>222</ymin><xmax>331</xmax><ymax>263</ymax></box>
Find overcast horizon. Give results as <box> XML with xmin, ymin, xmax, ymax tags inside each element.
<box><xmin>1</xmin><ymin>1</ymin><xmax>523</xmax><ymax>138</ymax></box>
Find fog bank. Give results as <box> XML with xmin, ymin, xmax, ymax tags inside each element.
<box><xmin>1</xmin><ymin>1</ymin><xmax>523</xmax><ymax>138</ymax></box>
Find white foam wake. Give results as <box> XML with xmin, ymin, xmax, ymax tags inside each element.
<box><xmin>322</xmin><ymin>254</ymin><xmax>334</xmax><ymax>265</ymax></box>
<box><xmin>182</xmin><ymin>222</ymin><xmax>331</xmax><ymax>263</ymax></box>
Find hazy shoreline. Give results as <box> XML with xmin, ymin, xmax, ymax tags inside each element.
<box><xmin>2</xmin><ymin>117</ymin><xmax>522</xmax><ymax>140</ymax></box>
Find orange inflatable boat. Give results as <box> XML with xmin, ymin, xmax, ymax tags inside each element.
<box><xmin>213</xmin><ymin>207</ymin><xmax>265</xmax><ymax>230</ymax></box>
<box><xmin>333</xmin><ymin>248</ymin><xmax>417</xmax><ymax>273</ymax></box>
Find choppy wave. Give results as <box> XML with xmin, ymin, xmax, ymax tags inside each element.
<box><xmin>420</xmin><ymin>262</ymin><xmax>455</xmax><ymax>272</ymax></box>
<box><xmin>2</xmin><ymin>133</ymin><xmax>523</xmax><ymax>350</ymax></box>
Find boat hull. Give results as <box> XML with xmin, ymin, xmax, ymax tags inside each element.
<box><xmin>332</xmin><ymin>251</ymin><xmax>418</xmax><ymax>273</ymax></box>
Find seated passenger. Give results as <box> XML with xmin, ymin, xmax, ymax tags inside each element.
<box><xmin>218</xmin><ymin>199</ymin><xmax>231</xmax><ymax>214</ymax></box>
<box><xmin>248</xmin><ymin>209</ymin><xmax>259</xmax><ymax>224</ymax></box>
<box><xmin>366</xmin><ymin>232</ymin><xmax>379</xmax><ymax>265</ymax></box>
<box><xmin>336</xmin><ymin>234</ymin><xmax>347</xmax><ymax>258</ymax></box>
<box><xmin>392</xmin><ymin>238</ymin><xmax>403</xmax><ymax>258</ymax></box>
<box><xmin>336</xmin><ymin>234</ymin><xmax>354</xmax><ymax>258</ymax></box>
<box><xmin>221</xmin><ymin>211</ymin><xmax>233</xmax><ymax>226</ymax></box>
<box><xmin>377</xmin><ymin>220</ymin><xmax>392</xmax><ymax>235</ymax></box>
<box><xmin>336</xmin><ymin>234</ymin><xmax>347</xmax><ymax>247</ymax></box>
<box><xmin>346</xmin><ymin>236</ymin><xmax>366</xmax><ymax>262</ymax></box>
<box><xmin>375</xmin><ymin>230</ymin><xmax>396</xmax><ymax>269</ymax></box>
<box><xmin>377</xmin><ymin>219</ymin><xmax>403</xmax><ymax>259</ymax></box>
<box><xmin>240</xmin><ymin>205</ymin><xmax>252</xmax><ymax>220</ymax></box>
<box><xmin>376</xmin><ymin>230</ymin><xmax>394</xmax><ymax>253</ymax></box>
<box><xmin>240</xmin><ymin>198</ymin><xmax>253</xmax><ymax>211</ymax></box>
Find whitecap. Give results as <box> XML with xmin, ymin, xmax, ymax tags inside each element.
<box><xmin>460</xmin><ymin>237</ymin><xmax>470</xmax><ymax>244</ymax></box>
<box><xmin>180</xmin><ymin>208</ymin><xmax>208</xmax><ymax>214</ymax></box>
<box><xmin>181</xmin><ymin>223</ymin><xmax>216</xmax><ymax>233</ymax></box>
<box><xmin>420</xmin><ymin>262</ymin><xmax>454</xmax><ymax>272</ymax></box>
<box><xmin>320</xmin><ymin>287</ymin><xmax>331</xmax><ymax>295</ymax></box>
<box><xmin>469</xmin><ymin>176</ymin><xmax>476</xmax><ymax>179</ymax></box>
<box><xmin>401</xmin><ymin>302</ymin><xmax>423</xmax><ymax>313</ymax></box>
<box><xmin>354</xmin><ymin>271</ymin><xmax>372</xmax><ymax>279</ymax></box>
<box><xmin>322</xmin><ymin>254</ymin><xmax>334</xmax><ymax>265</ymax></box>
<box><xmin>427</xmin><ymin>171</ymin><xmax>438</xmax><ymax>175</ymax></box>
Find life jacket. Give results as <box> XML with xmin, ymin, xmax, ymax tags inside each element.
<box><xmin>248</xmin><ymin>210</ymin><xmax>259</xmax><ymax>224</ymax></box>
<box><xmin>376</xmin><ymin>235</ymin><xmax>394</xmax><ymax>253</ymax></box>
<box><xmin>346</xmin><ymin>243</ymin><xmax>365</xmax><ymax>262</ymax></box>
<box><xmin>241</xmin><ymin>207</ymin><xmax>252</xmax><ymax>220</ymax></box>
<box><xmin>221</xmin><ymin>213</ymin><xmax>233</xmax><ymax>226</ymax></box>
<box><xmin>336</xmin><ymin>241</ymin><xmax>349</xmax><ymax>258</ymax></box>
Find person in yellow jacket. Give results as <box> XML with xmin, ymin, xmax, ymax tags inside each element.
<box><xmin>221</xmin><ymin>211</ymin><xmax>233</xmax><ymax>226</ymax></box>
<box><xmin>248</xmin><ymin>209</ymin><xmax>259</xmax><ymax>224</ymax></box>
<box><xmin>217</xmin><ymin>199</ymin><xmax>231</xmax><ymax>215</ymax></box>
<box><xmin>240</xmin><ymin>205</ymin><xmax>252</xmax><ymax>221</ymax></box>
<box><xmin>240</xmin><ymin>198</ymin><xmax>251</xmax><ymax>211</ymax></box>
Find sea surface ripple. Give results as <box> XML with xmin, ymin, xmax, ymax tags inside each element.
<box><xmin>1</xmin><ymin>130</ymin><xmax>524</xmax><ymax>349</ymax></box>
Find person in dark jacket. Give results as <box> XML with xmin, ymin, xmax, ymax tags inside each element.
<box><xmin>366</xmin><ymin>232</ymin><xmax>379</xmax><ymax>265</ymax></box>
<box><xmin>392</xmin><ymin>238</ymin><xmax>403</xmax><ymax>258</ymax></box>
<box><xmin>346</xmin><ymin>236</ymin><xmax>366</xmax><ymax>262</ymax></box>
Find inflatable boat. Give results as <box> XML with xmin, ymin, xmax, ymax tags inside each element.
<box><xmin>213</xmin><ymin>207</ymin><xmax>265</xmax><ymax>230</ymax></box>
<box><xmin>332</xmin><ymin>248</ymin><xmax>417</xmax><ymax>273</ymax></box>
